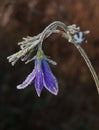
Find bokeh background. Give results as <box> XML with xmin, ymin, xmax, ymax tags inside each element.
<box><xmin>0</xmin><ymin>0</ymin><xmax>99</xmax><ymax>130</ymax></box>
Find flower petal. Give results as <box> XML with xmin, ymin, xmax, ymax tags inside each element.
<box><xmin>17</xmin><ymin>69</ymin><xmax>35</xmax><ymax>89</ymax></box>
<box><xmin>42</xmin><ymin>59</ymin><xmax>58</xmax><ymax>95</ymax></box>
<box><xmin>35</xmin><ymin>59</ymin><xmax>44</xmax><ymax>97</ymax></box>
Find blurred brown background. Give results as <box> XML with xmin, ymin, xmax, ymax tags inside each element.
<box><xmin>0</xmin><ymin>0</ymin><xmax>99</xmax><ymax>130</ymax></box>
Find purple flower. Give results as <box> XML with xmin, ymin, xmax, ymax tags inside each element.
<box><xmin>17</xmin><ymin>53</ymin><xmax>58</xmax><ymax>96</ymax></box>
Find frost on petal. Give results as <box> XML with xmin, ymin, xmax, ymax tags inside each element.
<box><xmin>17</xmin><ymin>70</ymin><xmax>35</xmax><ymax>89</ymax></box>
<box><xmin>35</xmin><ymin>59</ymin><xmax>44</xmax><ymax>97</ymax></box>
<box><xmin>42</xmin><ymin>59</ymin><xmax>58</xmax><ymax>95</ymax></box>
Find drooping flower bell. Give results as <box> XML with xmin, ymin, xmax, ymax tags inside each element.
<box><xmin>17</xmin><ymin>50</ymin><xmax>58</xmax><ymax>97</ymax></box>
<box><xmin>7</xmin><ymin>21</ymin><xmax>99</xmax><ymax>95</ymax></box>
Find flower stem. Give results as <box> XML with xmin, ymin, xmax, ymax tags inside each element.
<box><xmin>73</xmin><ymin>43</ymin><xmax>99</xmax><ymax>94</ymax></box>
<box><xmin>60</xmin><ymin>30</ymin><xmax>99</xmax><ymax>94</ymax></box>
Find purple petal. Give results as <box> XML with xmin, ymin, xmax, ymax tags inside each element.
<box><xmin>42</xmin><ymin>59</ymin><xmax>58</xmax><ymax>95</ymax></box>
<box><xmin>17</xmin><ymin>69</ymin><xmax>35</xmax><ymax>89</ymax></box>
<box><xmin>35</xmin><ymin>59</ymin><xmax>44</xmax><ymax>97</ymax></box>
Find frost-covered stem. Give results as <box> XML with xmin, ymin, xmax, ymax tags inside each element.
<box><xmin>74</xmin><ymin>44</ymin><xmax>99</xmax><ymax>93</ymax></box>
<box><xmin>38</xmin><ymin>21</ymin><xmax>67</xmax><ymax>53</ymax></box>
<box><xmin>40</xmin><ymin>21</ymin><xmax>67</xmax><ymax>43</ymax></box>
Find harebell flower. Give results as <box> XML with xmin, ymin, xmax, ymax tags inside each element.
<box><xmin>17</xmin><ymin>50</ymin><xmax>58</xmax><ymax>96</ymax></box>
<box><xmin>7</xmin><ymin>21</ymin><xmax>99</xmax><ymax>96</ymax></box>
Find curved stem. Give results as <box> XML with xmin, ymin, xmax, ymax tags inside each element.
<box><xmin>39</xmin><ymin>21</ymin><xmax>67</xmax><ymax>54</ymax></box>
<box><xmin>60</xmin><ymin>30</ymin><xmax>99</xmax><ymax>94</ymax></box>
<box><xmin>40</xmin><ymin>21</ymin><xmax>67</xmax><ymax>43</ymax></box>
